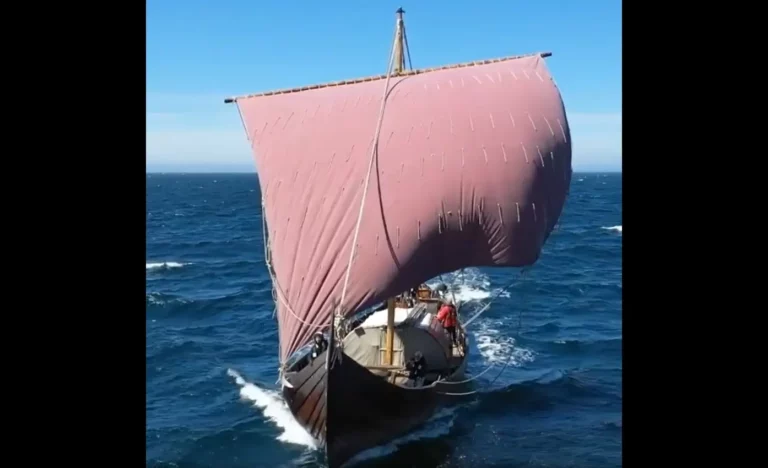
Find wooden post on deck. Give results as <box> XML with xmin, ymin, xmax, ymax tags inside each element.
<box><xmin>385</xmin><ymin>297</ymin><xmax>395</xmax><ymax>365</ymax></box>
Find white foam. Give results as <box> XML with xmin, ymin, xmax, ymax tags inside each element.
<box><xmin>227</xmin><ymin>369</ymin><xmax>319</xmax><ymax>449</ymax></box>
<box><xmin>602</xmin><ymin>225</ymin><xmax>622</xmax><ymax>233</ymax></box>
<box><xmin>221</xmin><ymin>268</ymin><xmax>530</xmax><ymax>460</ymax></box>
<box><xmin>145</xmin><ymin>293</ymin><xmax>189</xmax><ymax>306</ymax></box>
<box><xmin>146</xmin><ymin>261</ymin><xmax>187</xmax><ymax>270</ymax></box>
<box><xmin>453</xmin><ymin>283</ymin><xmax>492</xmax><ymax>302</ymax></box>
<box><xmin>473</xmin><ymin>319</ymin><xmax>535</xmax><ymax>366</ymax></box>
<box><xmin>426</xmin><ymin>267</ymin><xmax>511</xmax><ymax>303</ymax></box>
<box><xmin>342</xmin><ymin>407</ymin><xmax>458</xmax><ymax>467</ymax></box>
<box><xmin>427</xmin><ymin>268</ymin><xmax>534</xmax><ymax>367</ymax></box>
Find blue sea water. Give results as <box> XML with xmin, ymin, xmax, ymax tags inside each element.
<box><xmin>146</xmin><ymin>173</ymin><xmax>622</xmax><ymax>468</ymax></box>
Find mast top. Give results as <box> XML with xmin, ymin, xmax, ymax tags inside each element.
<box><xmin>222</xmin><ymin>5</ymin><xmax>554</xmax><ymax>104</ymax></box>
<box><xmin>393</xmin><ymin>6</ymin><xmax>409</xmax><ymax>75</ymax></box>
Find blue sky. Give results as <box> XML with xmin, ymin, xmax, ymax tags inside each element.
<box><xmin>147</xmin><ymin>0</ymin><xmax>621</xmax><ymax>172</ymax></box>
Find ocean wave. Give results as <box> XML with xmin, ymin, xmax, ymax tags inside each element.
<box><xmin>473</xmin><ymin>319</ymin><xmax>535</xmax><ymax>366</ymax></box>
<box><xmin>146</xmin><ymin>289</ymin><xmax>265</xmax><ymax>322</ymax></box>
<box><xmin>147</xmin><ymin>261</ymin><xmax>189</xmax><ymax>270</ymax></box>
<box><xmin>601</xmin><ymin>225</ymin><xmax>622</xmax><ymax>233</ymax></box>
<box><xmin>545</xmin><ymin>337</ymin><xmax>622</xmax><ymax>357</ymax></box>
<box><xmin>146</xmin><ymin>292</ymin><xmax>191</xmax><ymax>307</ymax></box>
<box><xmin>343</xmin><ymin>406</ymin><xmax>460</xmax><ymax>467</ymax></box>
<box><xmin>227</xmin><ymin>368</ymin><xmax>319</xmax><ymax>449</ymax></box>
<box><xmin>226</xmin><ymin>371</ymin><xmax>463</xmax><ymax>466</ymax></box>
<box><xmin>475</xmin><ymin>369</ymin><xmax>619</xmax><ymax>414</ymax></box>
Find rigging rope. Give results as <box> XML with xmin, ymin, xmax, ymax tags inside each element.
<box><xmin>337</xmin><ymin>22</ymin><xmax>401</xmax><ymax>318</ymax></box>
<box><xmin>394</xmin><ymin>268</ymin><xmax>529</xmax><ymax>393</ymax></box>
<box><xmin>402</xmin><ymin>22</ymin><xmax>413</xmax><ymax>71</ymax></box>
<box><xmin>436</xmin><ymin>346</ymin><xmax>518</xmax><ymax>396</ymax></box>
<box><xmin>433</xmin><ymin>357</ymin><xmax>497</xmax><ymax>385</ymax></box>
<box><xmin>261</xmin><ymin>201</ymin><xmax>325</xmax><ymax>330</ymax></box>
<box><xmin>461</xmin><ymin>272</ymin><xmax>522</xmax><ymax>329</ymax></box>
<box><xmin>436</xmin><ymin>268</ymin><xmax>526</xmax><ymax>387</ymax></box>
<box><xmin>329</xmin><ymin>18</ymin><xmax>401</xmax><ymax>368</ymax></box>
<box><xmin>267</xmin><ymin>17</ymin><xmax>402</xmax><ymax>372</ymax></box>
<box><xmin>438</xmin><ymin>269</ymin><xmax>461</xmax><ymax>307</ymax></box>
<box><xmin>435</xmin><ymin>267</ymin><xmax>530</xmax><ymax>396</ymax></box>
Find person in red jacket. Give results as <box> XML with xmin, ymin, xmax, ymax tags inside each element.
<box><xmin>436</xmin><ymin>300</ymin><xmax>457</xmax><ymax>343</ymax></box>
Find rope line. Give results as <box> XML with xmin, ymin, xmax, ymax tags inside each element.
<box><xmin>436</xmin><ymin>268</ymin><xmax>530</xmax><ymax>396</ymax></box>
<box><xmin>390</xmin><ymin>268</ymin><xmax>527</xmax><ymax>392</ymax></box>
<box><xmin>402</xmin><ymin>20</ymin><xmax>413</xmax><ymax>71</ymax></box>
<box><xmin>261</xmin><ymin>202</ymin><xmax>325</xmax><ymax>330</ymax></box>
<box><xmin>438</xmin><ymin>271</ymin><xmax>523</xmax><ymax>386</ymax></box>
<box><xmin>268</xmin><ymin>18</ymin><xmax>402</xmax><ymax>368</ymax></box>
<box><xmin>438</xmin><ymin>269</ymin><xmax>461</xmax><ymax>308</ymax></box>
<box><xmin>462</xmin><ymin>272</ymin><xmax>523</xmax><ymax>329</ymax></box>
<box><xmin>337</xmin><ymin>23</ymin><xmax>401</xmax><ymax>317</ymax></box>
<box><xmin>436</xmin><ymin>349</ymin><xmax>518</xmax><ymax>396</ymax></box>
<box><xmin>434</xmin><ymin>359</ymin><xmax>497</xmax><ymax>385</ymax></box>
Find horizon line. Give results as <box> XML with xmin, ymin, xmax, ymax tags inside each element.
<box><xmin>146</xmin><ymin>170</ymin><xmax>622</xmax><ymax>174</ymax></box>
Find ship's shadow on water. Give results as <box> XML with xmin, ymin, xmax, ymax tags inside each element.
<box><xmin>281</xmin><ymin>371</ymin><xmax>600</xmax><ymax>468</ymax></box>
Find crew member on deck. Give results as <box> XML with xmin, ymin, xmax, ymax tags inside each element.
<box><xmin>310</xmin><ymin>332</ymin><xmax>328</xmax><ymax>362</ymax></box>
<box><xmin>405</xmin><ymin>351</ymin><xmax>427</xmax><ymax>387</ymax></box>
<box><xmin>437</xmin><ymin>300</ymin><xmax>458</xmax><ymax>343</ymax></box>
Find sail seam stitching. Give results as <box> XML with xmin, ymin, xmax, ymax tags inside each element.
<box><xmin>336</xmin><ymin>21</ymin><xmax>402</xmax><ymax>319</ymax></box>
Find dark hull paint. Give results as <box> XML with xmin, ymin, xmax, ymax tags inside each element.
<box><xmin>282</xmin><ymin>344</ymin><xmax>469</xmax><ymax>467</ymax></box>
<box><xmin>281</xmin><ymin>353</ymin><xmax>329</xmax><ymax>445</ymax></box>
<box><xmin>326</xmin><ymin>351</ymin><xmax>446</xmax><ymax>467</ymax></box>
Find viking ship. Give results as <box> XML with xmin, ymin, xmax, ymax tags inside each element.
<box><xmin>225</xmin><ymin>7</ymin><xmax>572</xmax><ymax>467</ymax></box>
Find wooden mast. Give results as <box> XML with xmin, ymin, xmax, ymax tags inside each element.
<box><xmin>392</xmin><ymin>7</ymin><xmax>407</xmax><ymax>75</ymax></box>
<box><xmin>385</xmin><ymin>297</ymin><xmax>395</xmax><ymax>365</ymax></box>
<box><xmin>385</xmin><ymin>8</ymin><xmax>408</xmax><ymax>367</ymax></box>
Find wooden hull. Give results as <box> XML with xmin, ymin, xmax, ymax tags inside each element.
<box><xmin>281</xmin><ymin>352</ymin><xmax>329</xmax><ymax>445</ymax></box>
<box><xmin>282</xmin><ymin>342</ymin><xmax>469</xmax><ymax>467</ymax></box>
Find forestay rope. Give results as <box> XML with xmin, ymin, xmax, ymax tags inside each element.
<box><xmin>461</xmin><ymin>275</ymin><xmax>518</xmax><ymax>329</ymax></box>
<box><xmin>264</xmin><ymin>16</ymin><xmax>404</xmax><ymax>376</ymax></box>
<box><xmin>336</xmin><ymin>21</ymin><xmax>402</xmax><ymax>322</ymax></box>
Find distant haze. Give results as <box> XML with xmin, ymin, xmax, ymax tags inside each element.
<box><xmin>145</xmin><ymin>163</ymin><xmax>621</xmax><ymax>174</ymax></box>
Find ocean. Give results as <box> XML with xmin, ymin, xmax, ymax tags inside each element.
<box><xmin>146</xmin><ymin>172</ymin><xmax>622</xmax><ymax>468</ymax></box>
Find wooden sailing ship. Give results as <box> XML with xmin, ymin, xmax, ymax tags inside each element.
<box><xmin>225</xmin><ymin>7</ymin><xmax>572</xmax><ymax>467</ymax></box>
